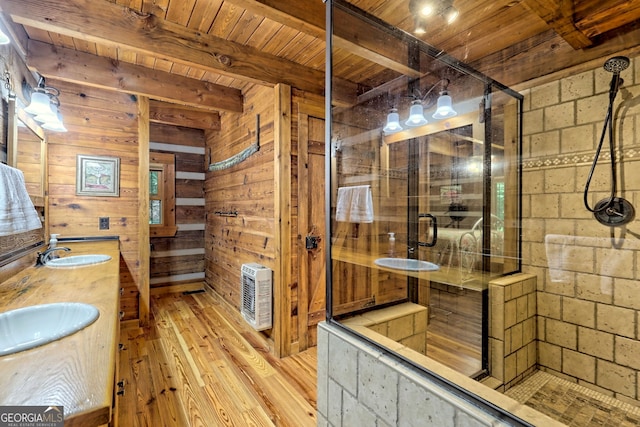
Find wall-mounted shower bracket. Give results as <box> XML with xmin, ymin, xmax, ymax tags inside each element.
<box><xmin>593</xmin><ymin>197</ymin><xmax>635</xmax><ymax>226</ymax></box>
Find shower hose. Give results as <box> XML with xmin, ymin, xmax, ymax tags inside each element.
<box><xmin>583</xmin><ymin>75</ymin><xmax>621</xmax><ymax>213</ymax></box>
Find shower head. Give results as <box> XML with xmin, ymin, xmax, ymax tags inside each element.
<box><xmin>603</xmin><ymin>56</ymin><xmax>630</xmax><ymax>74</ymax></box>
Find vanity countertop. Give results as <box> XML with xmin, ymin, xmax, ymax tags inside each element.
<box><xmin>0</xmin><ymin>239</ymin><xmax>120</xmax><ymax>427</ymax></box>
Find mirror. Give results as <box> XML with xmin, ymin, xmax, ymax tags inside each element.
<box><xmin>15</xmin><ymin>118</ymin><xmax>46</xmax><ymax>206</ymax></box>
<box><xmin>0</xmin><ymin>100</ymin><xmax>46</xmax><ymax>264</ymax></box>
<box><xmin>8</xmin><ymin>104</ymin><xmax>46</xmax><ymax>207</ymax></box>
<box><xmin>0</xmin><ymin>41</ymin><xmax>47</xmax><ymax>266</ymax></box>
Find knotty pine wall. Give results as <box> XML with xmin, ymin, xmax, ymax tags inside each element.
<box><xmin>205</xmin><ymin>84</ymin><xmax>276</xmax><ymax>327</ymax></box>
<box><xmin>46</xmin><ymin>79</ymin><xmax>142</xmax><ymax>321</ymax></box>
<box><xmin>205</xmin><ymin>84</ymin><xmax>328</xmax><ymax>356</ymax></box>
<box><xmin>150</xmin><ymin>123</ymin><xmax>206</xmax><ymax>290</ymax></box>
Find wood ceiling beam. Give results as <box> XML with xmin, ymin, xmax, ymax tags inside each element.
<box><xmin>573</xmin><ymin>1</ymin><xmax>640</xmax><ymax>39</ymax></box>
<box><xmin>26</xmin><ymin>40</ymin><xmax>243</xmax><ymax>113</ymax></box>
<box><xmin>224</xmin><ymin>0</ymin><xmax>325</xmax><ymax>39</ymax></box>
<box><xmin>149</xmin><ymin>100</ymin><xmax>221</xmax><ymax>130</ymax></box>
<box><xmin>0</xmin><ymin>0</ymin><xmax>338</xmax><ymax>98</ymax></box>
<box><xmin>520</xmin><ymin>0</ymin><xmax>593</xmax><ymax>49</ymax></box>
<box><xmin>226</xmin><ymin>0</ymin><xmax>423</xmax><ymax>78</ymax></box>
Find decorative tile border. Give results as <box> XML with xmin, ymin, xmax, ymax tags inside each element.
<box><xmin>523</xmin><ymin>148</ymin><xmax>640</xmax><ymax>170</ymax></box>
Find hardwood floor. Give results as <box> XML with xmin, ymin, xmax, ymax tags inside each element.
<box><xmin>426</xmin><ymin>321</ymin><xmax>482</xmax><ymax>377</ymax></box>
<box><xmin>116</xmin><ymin>285</ymin><xmax>484</xmax><ymax>425</ymax></box>
<box><xmin>426</xmin><ymin>286</ymin><xmax>483</xmax><ymax>377</ymax></box>
<box><xmin>117</xmin><ymin>289</ymin><xmax>317</xmax><ymax>427</ymax></box>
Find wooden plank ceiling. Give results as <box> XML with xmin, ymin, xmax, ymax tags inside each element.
<box><xmin>1</xmin><ymin>0</ymin><xmax>639</xmax><ymax>118</ymax></box>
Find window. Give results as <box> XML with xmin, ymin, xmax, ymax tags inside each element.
<box><xmin>149</xmin><ymin>152</ymin><xmax>177</xmax><ymax>237</ymax></box>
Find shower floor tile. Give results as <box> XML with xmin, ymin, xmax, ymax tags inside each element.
<box><xmin>505</xmin><ymin>371</ymin><xmax>640</xmax><ymax>426</ymax></box>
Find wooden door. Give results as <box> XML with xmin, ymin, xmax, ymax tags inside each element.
<box><xmin>297</xmin><ymin>112</ymin><xmax>326</xmax><ymax>351</ymax></box>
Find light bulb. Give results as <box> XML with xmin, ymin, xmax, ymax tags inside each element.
<box><xmin>420</xmin><ymin>4</ymin><xmax>434</xmax><ymax>16</ymax></box>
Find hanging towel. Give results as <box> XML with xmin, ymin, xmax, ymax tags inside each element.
<box><xmin>0</xmin><ymin>163</ymin><xmax>42</xmax><ymax>236</ymax></box>
<box><xmin>544</xmin><ymin>234</ymin><xmax>573</xmax><ymax>283</ymax></box>
<box><xmin>336</xmin><ymin>185</ymin><xmax>374</xmax><ymax>223</ymax></box>
<box><xmin>335</xmin><ymin>187</ymin><xmax>352</xmax><ymax>222</ymax></box>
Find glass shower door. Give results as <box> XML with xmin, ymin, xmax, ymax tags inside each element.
<box><xmin>327</xmin><ymin>0</ymin><xmax>522</xmax><ymax>382</ymax></box>
<box><xmin>415</xmin><ymin>124</ymin><xmax>487</xmax><ymax>378</ymax></box>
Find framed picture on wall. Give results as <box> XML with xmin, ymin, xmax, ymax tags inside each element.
<box><xmin>76</xmin><ymin>154</ymin><xmax>120</xmax><ymax>197</ymax></box>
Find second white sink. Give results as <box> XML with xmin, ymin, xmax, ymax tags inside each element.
<box><xmin>374</xmin><ymin>257</ymin><xmax>439</xmax><ymax>272</ymax></box>
<box><xmin>0</xmin><ymin>302</ymin><xmax>100</xmax><ymax>356</ymax></box>
<box><xmin>46</xmin><ymin>254</ymin><xmax>111</xmax><ymax>268</ymax></box>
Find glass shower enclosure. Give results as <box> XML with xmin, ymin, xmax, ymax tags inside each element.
<box><xmin>326</xmin><ymin>0</ymin><xmax>523</xmax><ymax>378</ymax></box>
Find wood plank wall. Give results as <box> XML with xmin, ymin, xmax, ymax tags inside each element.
<box><xmin>46</xmin><ymin>79</ymin><xmax>141</xmax><ymax>321</ymax></box>
<box><xmin>205</xmin><ymin>85</ymin><xmax>327</xmax><ymax>356</ymax></box>
<box><xmin>149</xmin><ymin>123</ymin><xmax>206</xmax><ymax>290</ymax></box>
<box><xmin>205</xmin><ymin>84</ymin><xmax>277</xmax><ymax>348</ymax></box>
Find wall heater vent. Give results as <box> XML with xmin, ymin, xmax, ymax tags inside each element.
<box><xmin>240</xmin><ymin>263</ymin><xmax>273</xmax><ymax>331</ymax></box>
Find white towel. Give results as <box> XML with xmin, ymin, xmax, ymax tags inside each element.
<box><xmin>0</xmin><ymin>163</ymin><xmax>42</xmax><ymax>236</ymax></box>
<box><xmin>336</xmin><ymin>185</ymin><xmax>374</xmax><ymax>223</ymax></box>
<box><xmin>544</xmin><ymin>234</ymin><xmax>574</xmax><ymax>283</ymax></box>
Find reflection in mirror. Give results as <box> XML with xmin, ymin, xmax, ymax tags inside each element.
<box><xmin>0</xmin><ymin>41</ymin><xmax>48</xmax><ymax>270</ymax></box>
<box><xmin>16</xmin><ymin>118</ymin><xmax>46</xmax><ymax>206</ymax></box>
<box><xmin>0</xmin><ymin>104</ymin><xmax>46</xmax><ymax>266</ymax></box>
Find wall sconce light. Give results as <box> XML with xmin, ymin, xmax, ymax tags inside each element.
<box><xmin>405</xmin><ymin>100</ymin><xmax>429</xmax><ymax>127</ymax></box>
<box><xmin>409</xmin><ymin>0</ymin><xmax>459</xmax><ymax>34</ymax></box>
<box><xmin>432</xmin><ymin>89</ymin><xmax>457</xmax><ymax>119</ymax></box>
<box><xmin>383</xmin><ymin>108</ymin><xmax>403</xmax><ymax>134</ymax></box>
<box><xmin>24</xmin><ymin>76</ymin><xmax>67</xmax><ymax>132</ymax></box>
<box><xmin>384</xmin><ymin>78</ymin><xmax>457</xmax><ymax>133</ymax></box>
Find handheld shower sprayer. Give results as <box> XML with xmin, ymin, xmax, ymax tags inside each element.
<box><xmin>583</xmin><ymin>56</ymin><xmax>635</xmax><ymax>226</ymax></box>
<box><xmin>604</xmin><ymin>56</ymin><xmax>629</xmax><ymax>101</ymax></box>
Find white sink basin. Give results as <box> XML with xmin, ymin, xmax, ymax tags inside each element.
<box><xmin>0</xmin><ymin>302</ymin><xmax>99</xmax><ymax>356</ymax></box>
<box><xmin>374</xmin><ymin>257</ymin><xmax>440</xmax><ymax>272</ymax></box>
<box><xmin>46</xmin><ymin>254</ymin><xmax>111</xmax><ymax>268</ymax></box>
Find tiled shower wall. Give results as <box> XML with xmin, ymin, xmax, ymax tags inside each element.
<box><xmin>521</xmin><ymin>54</ymin><xmax>640</xmax><ymax>404</ymax></box>
<box><xmin>489</xmin><ymin>273</ymin><xmax>537</xmax><ymax>391</ymax></box>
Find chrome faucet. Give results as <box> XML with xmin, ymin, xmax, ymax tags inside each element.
<box><xmin>36</xmin><ymin>247</ymin><xmax>71</xmax><ymax>266</ymax></box>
